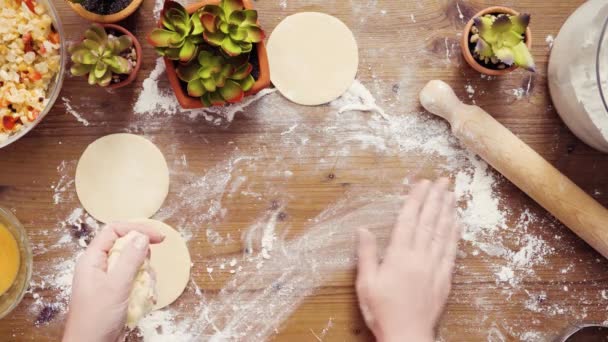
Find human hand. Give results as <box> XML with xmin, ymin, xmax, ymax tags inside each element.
<box><xmin>62</xmin><ymin>223</ymin><xmax>164</xmax><ymax>342</ymax></box>
<box><xmin>356</xmin><ymin>178</ymin><xmax>461</xmax><ymax>342</ymax></box>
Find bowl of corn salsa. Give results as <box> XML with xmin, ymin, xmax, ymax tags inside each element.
<box><xmin>0</xmin><ymin>0</ymin><xmax>66</xmax><ymax>148</ymax></box>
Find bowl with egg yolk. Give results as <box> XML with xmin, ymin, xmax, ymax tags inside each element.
<box><xmin>0</xmin><ymin>207</ymin><xmax>32</xmax><ymax>319</ymax></box>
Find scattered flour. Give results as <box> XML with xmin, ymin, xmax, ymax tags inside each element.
<box><xmin>62</xmin><ymin>97</ymin><xmax>90</xmax><ymax>126</ymax></box>
<box><xmin>545</xmin><ymin>35</ymin><xmax>555</xmax><ymax>49</ymax></box>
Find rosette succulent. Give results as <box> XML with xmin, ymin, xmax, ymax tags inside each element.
<box><xmin>177</xmin><ymin>50</ymin><xmax>255</xmax><ymax>107</ymax></box>
<box><xmin>199</xmin><ymin>0</ymin><xmax>265</xmax><ymax>56</ymax></box>
<box><xmin>470</xmin><ymin>13</ymin><xmax>536</xmax><ymax>72</ymax></box>
<box><xmin>148</xmin><ymin>1</ymin><xmax>204</xmax><ymax>63</ymax></box>
<box><xmin>69</xmin><ymin>24</ymin><xmax>134</xmax><ymax>87</ymax></box>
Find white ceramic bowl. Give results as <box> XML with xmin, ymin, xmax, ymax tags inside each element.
<box><xmin>0</xmin><ymin>0</ymin><xmax>67</xmax><ymax>149</ymax></box>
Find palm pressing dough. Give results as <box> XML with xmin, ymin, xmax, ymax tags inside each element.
<box><xmin>131</xmin><ymin>219</ymin><xmax>191</xmax><ymax>310</ymax></box>
<box><xmin>75</xmin><ymin>134</ymin><xmax>169</xmax><ymax>223</ymax></box>
<box><xmin>107</xmin><ymin>231</ymin><xmax>156</xmax><ymax>329</ymax></box>
<box><xmin>267</xmin><ymin>12</ymin><xmax>359</xmax><ymax>106</ymax></box>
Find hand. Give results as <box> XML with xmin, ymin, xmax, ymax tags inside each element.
<box><xmin>356</xmin><ymin>179</ymin><xmax>461</xmax><ymax>342</ymax></box>
<box><xmin>63</xmin><ymin>223</ymin><xmax>164</xmax><ymax>342</ymax></box>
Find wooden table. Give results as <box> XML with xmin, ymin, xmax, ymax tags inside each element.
<box><xmin>2</xmin><ymin>0</ymin><xmax>608</xmax><ymax>341</ymax></box>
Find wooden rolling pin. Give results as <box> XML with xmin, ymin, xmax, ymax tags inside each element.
<box><xmin>419</xmin><ymin>80</ymin><xmax>608</xmax><ymax>258</ymax></box>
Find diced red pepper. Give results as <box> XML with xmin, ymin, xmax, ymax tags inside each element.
<box><xmin>24</xmin><ymin>0</ymin><xmax>36</xmax><ymax>13</ymax></box>
<box><xmin>23</xmin><ymin>33</ymin><xmax>33</xmax><ymax>53</ymax></box>
<box><xmin>29</xmin><ymin>71</ymin><xmax>42</xmax><ymax>81</ymax></box>
<box><xmin>39</xmin><ymin>43</ymin><xmax>46</xmax><ymax>54</ymax></box>
<box><xmin>49</xmin><ymin>32</ymin><xmax>60</xmax><ymax>44</ymax></box>
<box><xmin>3</xmin><ymin>116</ymin><xmax>18</xmax><ymax>130</ymax></box>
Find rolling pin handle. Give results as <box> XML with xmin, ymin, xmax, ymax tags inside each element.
<box><xmin>419</xmin><ymin>80</ymin><xmax>464</xmax><ymax>122</ymax></box>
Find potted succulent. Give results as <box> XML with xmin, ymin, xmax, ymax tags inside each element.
<box><xmin>69</xmin><ymin>23</ymin><xmax>142</xmax><ymax>89</ymax></box>
<box><xmin>147</xmin><ymin>0</ymin><xmax>270</xmax><ymax>109</ymax></box>
<box><xmin>461</xmin><ymin>6</ymin><xmax>535</xmax><ymax>76</ymax></box>
<box><xmin>65</xmin><ymin>0</ymin><xmax>144</xmax><ymax>23</ymax></box>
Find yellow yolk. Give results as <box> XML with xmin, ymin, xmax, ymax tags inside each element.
<box><xmin>0</xmin><ymin>223</ymin><xmax>20</xmax><ymax>296</ymax></box>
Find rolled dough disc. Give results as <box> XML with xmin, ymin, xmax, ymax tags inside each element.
<box><xmin>75</xmin><ymin>134</ymin><xmax>169</xmax><ymax>223</ymax></box>
<box><xmin>132</xmin><ymin>219</ymin><xmax>191</xmax><ymax>310</ymax></box>
<box><xmin>267</xmin><ymin>12</ymin><xmax>359</xmax><ymax>106</ymax></box>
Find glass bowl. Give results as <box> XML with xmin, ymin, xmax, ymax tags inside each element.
<box><xmin>0</xmin><ymin>0</ymin><xmax>67</xmax><ymax>149</ymax></box>
<box><xmin>0</xmin><ymin>207</ymin><xmax>32</xmax><ymax>319</ymax></box>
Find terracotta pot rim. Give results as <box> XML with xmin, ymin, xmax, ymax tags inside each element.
<box><xmin>160</xmin><ymin>0</ymin><xmax>271</xmax><ymax>110</ymax></box>
<box><xmin>460</xmin><ymin>6</ymin><xmax>533</xmax><ymax>76</ymax></box>
<box><xmin>76</xmin><ymin>24</ymin><xmax>142</xmax><ymax>89</ymax></box>
<box><xmin>67</xmin><ymin>0</ymin><xmax>144</xmax><ymax>24</ymax></box>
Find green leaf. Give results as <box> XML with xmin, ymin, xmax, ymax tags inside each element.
<box><xmin>239</xmin><ymin>42</ymin><xmax>253</xmax><ymax>54</ymax></box>
<box><xmin>231</xmin><ymin>62</ymin><xmax>252</xmax><ymax>80</ymax></box>
<box><xmin>149</xmin><ymin>29</ymin><xmax>182</xmax><ymax>48</ymax></box>
<box><xmin>475</xmin><ymin>16</ymin><xmax>497</xmax><ymax>44</ymax></box>
<box><xmin>200</xmin><ymin>93</ymin><xmax>212</xmax><ymax>107</ymax></box>
<box><xmin>71</xmin><ymin>48</ymin><xmax>98</xmax><ymax>65</ymax></box>
<box><xmin>85</xmin><ymin>24</ymin><xmax>107</xmax><ymax>43</ymax></box>
<box><xmin>222</xmin><ymin>0</ymin><xmax>244</xmax><ymax>18</ymax></box>
<box><xmin>98</xmin><ymin>69</ymin><xmax>113</xmax><ymax>87</ymax></box>
<box><xmin>198</xmin><ymin>50</ymin><xmax>215</xmax><ymax>66</ymax></box>
<box><xmin>219</xmin><ymin>80</ymin><xmax>244</xmax><ymax>103</ymax></box>
<box><xmin>239</xmin><ymin>74</ymin><xmax>255</xmax><ymax>92</ymax></box>
<box><xmin>70</xmin><ymin>63</ymin><xmax>92</xmax><ymax>77</ymax></box>
<box><xmin>229</xmin><ymin>11</ymin><xmax>246</xmax><ymax>25</ymax></box>
<box><xmin>164</xmin><ymin>47</ymin><xmax>181</xmax><ymax>60</ymax></box>
<box><xmin>493</xmin><ymin>46</ymin><xmax>514</xmax><ymax>65</ymax></box>
<box><xmin>492</xmin><ymin>15</ymin><xmax>511</xmax><ymax>33</ymax></box>
<box><xmin>512</xmin><ymin>41</ymin><xmax>536</xmax><ymax>72</ymax></box>
<box><xmin>230</xmin><ymin>27</ymin><xmax>248</xmax><ymax>41</ymax></box>
<box><xmin>501</xmin><ymin>30</ymin><xmax>523</xmax><ymax>48</ymax></box>
<box><xmin>244</xmin><ymin>26</ymin><xmax>264</xmax><ymax>43</ymax></box>
<box><xmin>201</xmin><ymin>13</ymin><xmax>218</xmax><ymax>32</ymax></box>
<box><xmin>177</xmin><ymin>62</ymin><xmax>200</xmax><ymax>82</ymax></box>
<box><xmin>201</xmin><ymin>5</ymin><xmax>223</xmax><ymax>20</ymax></box>
<box><xmin>242</xmin><ymin>10</ymin><xmax>258</xmax><ymax>25</ymax></box>
<box><xmin>187</xmin><ymin>79</ymin><xmax>206</xmax><ymax>97</ymax></box>
<box><xmin>474</xmin><ymin>38</ymin><xmax>493</xmax><ymax>58</ymax></box>
<box><xmin>510</xmin><ymin>14</ymin><xmax>530</xmax><ymax>35</ymax></box>
<box><xmin>208</xmin><ymin>91</ymin><xmax>226</xmax><ymax>106</ymax></box>
<box><xmin>88</xmin><ymin>70</ymin><xmax>97</xmax><ymax>85</ymax></box>
<box><xmin>191</xmin><ymin>12</ymin><xmax>204</xmax><ymax>35</ymax></box>
<box><xmin>203</xmin><ymin>31</ymin><xmax>225</xmax><ymax>46</ymax></box>
<box><xmin>82</xmin><ymin>39</ymin><xmax>101</xmax><ymax>53</ymax></box>
<box><xmin>202</xmin><ymin>77</ymin><xmax>217</xmax><ymax>92</ymax></box>
<box><xmin>94</xmin><ymin>61</ymin><xmax>108</xmax><ymax>78</ymax></box>
<box><xmin>109</xmin><ymin>35</ymin><xmax>133</xmax><ymax>55</ymax></box>
<box><xmin>103</xmin><ymin>56</ymin><xmax>131</xmax><ymax>74</ymax></box>
<box><xmin>219</xmin><ymin>22</ymin><xmax>230</xmax><ymax>34</ymax></box>
<box><xmin>179</xmin><ymin>40</ymin><xmax>198</xmax><ymax>63</ymax></box>
<box><xmin>221</xmin><ymin>38</ymin><xmax>242</xmax><ymax>56</ymax></box>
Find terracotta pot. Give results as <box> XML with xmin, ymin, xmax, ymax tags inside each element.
<box><xmin>75</xmin><ymin>24</ymin><xmax>142</xmax><ymax>89</ymax></box>
<box><xmin>461</xmin><ymin>6</ymin><xmax>533</xmax><ymax>76</ymax></box>
<box><xmin>67</xmin><ymin>0</ymin><xmax>144</xmax><ymax>24</ymax></box>
<box><xmin>158</xmin><ymin>0</ymin><xmax>271</xmax><ymax>109</ymax></box>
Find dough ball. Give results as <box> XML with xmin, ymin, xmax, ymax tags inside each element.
<box><xmin>267</xmin><ymin>12</ymin><xmax>359</xmax><ymax>105</ymax></box>
<box><xmin>75</xmin><ymin>133</ymin><xmax>170</xmax><ymax>223</ymax></box>
<box><xmin>107</xmin><ymin>231</ymin><xmax>156</xmax><ymax>329</ymax></box>
<box><xmin>131</xmin><ymin>219</ymin><xmax>191</xmax><ymax>310</ymax></box>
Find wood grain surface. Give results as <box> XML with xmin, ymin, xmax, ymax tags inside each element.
<box><xmin>2</xmin><ymin>0</ymin><xmax>608</xmax><ymax>341</ymax></box>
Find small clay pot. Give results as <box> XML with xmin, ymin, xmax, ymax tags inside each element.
<box><xmin>75</xmin><ymin>24</ymin><xmax>142</xmax><ymax>89</ymax></box>
<box><xmin>461</xmin><ymin>6</ymin><xmax>533</xmax><ymax>76</ymax></box>
<box><xmin>158</xmin><ymin>0</ymin><xmax>271</xmax><ymax>109</ymax></box>
<box><xmin>67</xmin><ymin>0</ymin><xmax>144</xmax><ymax>24</ymax></box>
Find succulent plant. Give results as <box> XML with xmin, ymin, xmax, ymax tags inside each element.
<box><xmin>177</xmin><ymin>50</ymin><xmax>255</xmax><ymax>107</ymax></box>
<box><xmin>199</xmin><ymin>0</ymin><xmax>265</xmax><ymax>56</ymax></box>
<box><xmin>148</xmin><ymin>1</ymin><xmax>204</xmax><ymax>63</ymax></box>
<box><xmin>471</xmin><ymin>13</ymin><xmax>536</xmax><ymax>72</ymax></box>
<box><xmin>69</xmin><ymin>24</ymin><xmax>134</xmax><ymax>87</ymax></box>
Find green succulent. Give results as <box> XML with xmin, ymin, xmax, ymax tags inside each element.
<box><xmin>148</xmin><ymin>0</ymin><xmax>204</xmax><ymax>63</ymax></box>
<box><xmin>69</xmin><ymin>24</ymin><xmax>134</xmax><ymax>87</ymax></box>
<box><xmin>177</xmin><ymin>50</ymin><xmax>255</xmax><ymax>107</ymax></box>
<box><xmin>199</xmin><ymin>0</ymin><xmax>265</xmax><ymax>57</ymax></box>
<box><xmin>471</xmin><ymin>13</ymin><xmax>536</xmax><ymax>72</ymax></box>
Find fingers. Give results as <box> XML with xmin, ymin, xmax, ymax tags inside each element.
<box><xmin>437</xmin><ymin>222</ymin><xmax>463</xmax><ymax>285</ymax></box>
<box><xmin>430</xmin><ymin>191</ymin><xmax>456</xmax><ymax>262</ymax></box>
<box><xmin>109</xmin><ymin>222</ymin><xmax>165</xmax><ymax>244</ymax></box>
<box><xmin>357</xmin><ymin>228</ymin><xmax>378</xmax><ymax>284</ymax></box>
<box><xmin>414</xmin><ymin>178</ymin><xmax>450</xmax><ymax>248</ymax></box>
<box><xmin>390</xmin><ymin>180</ymin><xmax>432</xmax><ymax>249</ymax></box>
<box><xmin>107</xmin><ymin>231</ymin><xmax>150</xmax><ymax>288</ymax></box>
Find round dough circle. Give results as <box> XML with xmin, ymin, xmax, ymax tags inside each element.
<box><xmin>267</xmin><ymin>12</ymin><xmax>359</xmax><ymax>106</ymax></box>
<box><xmin>132</xmin><ymin>219</ymin><xmax>191</xmax><ymax>310</ymax></box>
<box><xmin>75</xmin><ymin>133</ymin><xmax>169</xmax><ymax>223</ymax></box>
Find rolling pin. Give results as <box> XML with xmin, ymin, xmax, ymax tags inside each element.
<box><xmin>419</xmin><ymin>80</ymin><xmax>608</xmax><ymax>258</ymax></box>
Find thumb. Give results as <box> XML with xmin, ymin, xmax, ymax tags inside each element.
<box><xmin>356</xmin><ymin>228</ymin><xmax>378</xmax><ymax>293</ymax></box>
<box><xmin>108</xmin><ymin>231</ymin><xmax>150</xmax><ymax>289</ymax></box>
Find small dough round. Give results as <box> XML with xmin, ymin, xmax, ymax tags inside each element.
<box><xmin>107</xmin><ymin>231</ymin><xmax>156</xmax><ymax>329</ymax></box>
<box><xmin>267</xmin><ymin>12</ymin><xmax>359</xmax><ymax>106</ymax></box>
<box><xmin>75</xmin><ymin>134</ymin><xmax>170</xmax><ymax>223</ymax></box>
<box><xmin>131</xmin><ymin>219</ymin><xmax>191</xmax><ymax>310</ymax></box>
